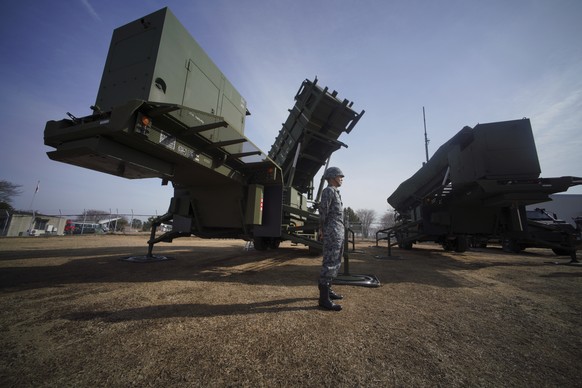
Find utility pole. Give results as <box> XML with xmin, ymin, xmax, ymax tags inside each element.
<box><xmin>423</xmin><ymin>107</ymin><xmax>430</xmax><ymax>163</ymax></box>
<box><xmin>27</xmin><ymin>180</ymin><xmax>40</xmax><ymax>235</ymax></box>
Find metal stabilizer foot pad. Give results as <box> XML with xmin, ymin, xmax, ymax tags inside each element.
<box><xmin>334</xmin><ymin>274</ymin><xmax>380</xmax><ymax>287</ymax></box>
<box><xmin>121</xmin><ymin>255</ymin><xmax>174</xmax><ymax>263</ymax></box>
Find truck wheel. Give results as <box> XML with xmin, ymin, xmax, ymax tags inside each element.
<box><xmin>502</xmin><ymin>239</ymin><xmax>522</xmax><ymax>253</ymax></box>
<box><xmin>253</xmin><ymin>237</ymin><xmax>268</xmax><ymax>251</ymax></box>
<box><xmin>268</xmin><ymin>238</ymin><xmax>281</xmax><ymax>249</ymax></box>
<box><xmin>398</xmin><ymin>241</ymin><xmax>413</xmax><ymax>249</ymax></box>
<box><xmin>552</xmin><ymin>248</ymin><xmax>571</xmax><ymax>256</ymax></box>
<box><xmin>454</xmin><ymin>236</ymin><xmax>468</xmax><ymax>253</ymax></box>
<box><xmin>442</xmin><ymin>241</ymin><xmax>454</xmax><ymax>251</ymax></box>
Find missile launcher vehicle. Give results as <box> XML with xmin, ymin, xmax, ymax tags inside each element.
<box><xmin>386</xmin><ymin>118</ymin><xmax>581</xmax><ymax>259</ymax></box>
<box><xmin>44</xmin><ymin>8</ymin><xmax>363</xmax><ymax>258</ymax></box>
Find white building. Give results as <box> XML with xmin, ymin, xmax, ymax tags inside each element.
<box><xmin>0</xmin><ymin>212</ymin><xmax>67</xmax><ymax>237</ymax></box>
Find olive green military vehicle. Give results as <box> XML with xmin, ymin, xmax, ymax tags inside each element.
<box><xmin>44</xmin><ymin>8</ymin><xmax>363</xmax><ymax>258</ymax></box>
<box><xmin>383</xmin><ymin>118</ymin><xmax>581</xmax><ymax>260</ymax></box>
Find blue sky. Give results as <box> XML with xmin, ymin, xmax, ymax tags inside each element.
<box><xmin>1</xmin><ymin>0</ymin><xmax>581</xmax><ymax>220</ymax></box>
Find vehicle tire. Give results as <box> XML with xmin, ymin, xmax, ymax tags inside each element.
<box><xmin>442</xmin><ymin>241</ymin><xmax>454</xmax><ymax>251</ymax></box>
<box><xmin>552</xmin><ymin>248</ymin><xmax>571</xmax><ymax>256</ymax></box>
<box><xmin>268</xmin><ymin>238</ymin><xmax>281</xmax><ymax>249</ymax></box>
<box><xmin>398</xmin><ymin>241</ymin><xmax>413</xmax><ymax>249</ymax></box>
<box><xmin>253</xmin><ymin>237</ymin><xmax>268</xmax><ymax>251</ymax></box>
<box><xmin>502</xmin><ymin>239</ymin><xmax>522</xmax><ymax>253</ymax></box>
<box><xmin>454</xmin><ymin>236</ymin><xmax>468</xmax><ymax>253</ymax></box>
<box><xmin>470</xmin><ymin>237</ymin><xmax>487</xmax><ymax>248</ymax></box>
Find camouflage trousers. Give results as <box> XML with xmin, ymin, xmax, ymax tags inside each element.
<box><xmin>319</xmin><ymin>233</ymin><xmax>344</xmax><ymax>284</ymax></box>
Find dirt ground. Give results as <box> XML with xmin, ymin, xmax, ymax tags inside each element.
<box><xmin>0</xmin><ymin>234</ymin><xmax>581</xmax><ymax>387</ymax></box>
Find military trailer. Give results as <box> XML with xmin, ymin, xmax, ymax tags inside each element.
<box><xmin>44</xmin><ymin>8</ymin><xmax>363</xmax><ymax>258</ymax></box>
<box><xmin>384</xmin><ymin>118</ymin><xmax>581</xmax><ymax>259</ymax></box>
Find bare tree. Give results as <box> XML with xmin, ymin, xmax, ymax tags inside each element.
<box><xmin>379</xmin><ymin>209</ymin><xmax>396</xmax><ymax>229</ymax></box>
<box><xmin>345</xmin><ymin>207</ymin><xmax>359</xmax><ymax>224</ymax></box>
<box><xmin>131</xmin><ymin>219</ymin><xmax>143</xmax><ymax>230</ymax></box>
<box><xmin>0</xmin><ymin>180</ymin><xmax>22</xmax><ymax>210</ymax></box>
<box><xmin>355</xmin><ymin>209</ymin><xmax>376</xmax><ymax>239</ymax></box>
<box><xmin>75</xmin><ymin>209</ymin><xmax>109</xmax><ymax>223</ymax></box>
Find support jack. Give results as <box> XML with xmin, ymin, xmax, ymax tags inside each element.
<box><xmin>334</xmin><ymin>273</ymin><xmax>380</xmax><ymax>287</ymax></box>
<box><xmin>120</xmin><ymin>212</ymin><xmax>177</xmax><ymax>262</ymax></box>
<box><xmin>334</xmin><ymin>234</ymin><xmax>380</xmax><ymax>287</ymax></box>
<box><xmin>122</xmin><ymin>254</ymin><xmax>173</xmax><ymax>263</ymax></box>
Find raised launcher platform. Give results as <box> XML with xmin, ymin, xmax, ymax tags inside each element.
<box><xmin>253</xmin><ymin>78</ymin><xmax>365</xmax><ymax>251</ymax></box>
<box><xmin>43</xmin><ymin>79</ymin><xmax>366</xmax><ymax>257</ymax></box>
<box><xmin>268</xmin><ymin>78</ymin><xmax>364</xmax><ymax>194</ymax></box>
<box><xmin>385</xmin><ymin>118</ymin><xmax>581</xmax><ymax>258</ymax></box>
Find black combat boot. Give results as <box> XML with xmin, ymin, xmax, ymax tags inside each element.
<box><xmin>328</xmin><ymin>282</ymin><xmax>343</xmax><ymax>300</ymax></box>
<box><xmin>318</xmin><ymin>282</ymin><xmax>342</xmax><ymax>311</ymax></box>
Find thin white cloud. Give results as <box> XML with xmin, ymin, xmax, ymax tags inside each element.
<box><xmin>532</xmin><ymin>88</ymin><xmax>582</xmax><ymax>138</ymax></box>
<box><xmin>80</xmin><ymin>0</ymin><xmax>101</xmax><ymax>22</ymax></box>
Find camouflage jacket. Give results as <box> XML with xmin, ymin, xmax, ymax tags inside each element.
<box><xmin>319</xmin><ymin>185</ymin><xmax>344</xmax><ymax>233</ymax></box>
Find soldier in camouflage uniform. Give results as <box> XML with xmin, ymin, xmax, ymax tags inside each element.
<box><xmin>318</xmin><ymin>167</ymin><xmax>346</xmax><ymax>311</ymax></box>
